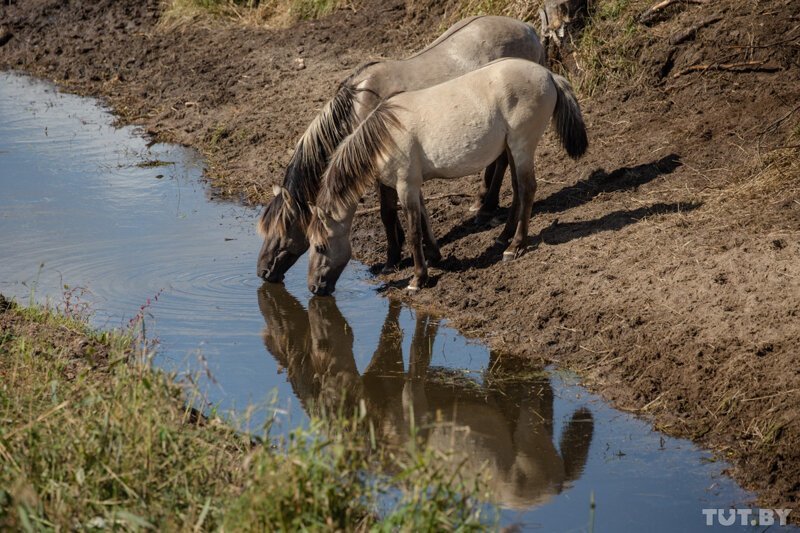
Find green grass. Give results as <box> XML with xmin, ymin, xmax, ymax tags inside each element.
<box><xmin>572</xmin><ymin>0</ymin><xmax>646</xmax><ymax>96</ymax></box>
<box><xmin>0</xmin><ymin>298</ymin><xmax>494</xmax><ymax>530</ymax></box>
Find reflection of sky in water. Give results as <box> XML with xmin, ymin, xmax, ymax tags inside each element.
<box><xmin>0</xmin><ymin>71</ymin><xmax>776</xmax><ymax>532</ymax></box>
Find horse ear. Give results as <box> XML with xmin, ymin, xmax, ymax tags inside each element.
<box><xmin>310</xmin><ymin>204</ymin><xmax>332</xmax><ymax>230</ymax></box>
<box><xmin>273</xmin><ymin>185</ymin><xmax>293</xmax><ymax>204</ymax></box>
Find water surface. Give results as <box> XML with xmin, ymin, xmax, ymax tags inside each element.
<box><xmin>0</xmin><ymin>72</ymin><xmax>770</xmax><ymax>531</ymax></box>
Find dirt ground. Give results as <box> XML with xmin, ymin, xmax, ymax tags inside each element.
<box><xmin>2</xmin><ymin>0</ymin><xmax>799</xmax><ymax>513</ymax></box>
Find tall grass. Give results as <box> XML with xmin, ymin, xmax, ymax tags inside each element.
<box><xmin>0</xmin><ymin>298</ymin><xmax>494</xmax><ymax>530</ymax></box>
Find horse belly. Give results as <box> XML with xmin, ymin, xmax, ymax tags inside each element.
<box><xmin>417</xmin><ymin>113</ymin><xmax>506</xmax><ymax>180</ymax></box>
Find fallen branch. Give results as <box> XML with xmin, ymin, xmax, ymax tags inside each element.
<box><xmin>639</xmin><ymin>0</ymin><xmax>707</xmax><ymax>25</ymax></box>
<box><xmin>672</xmin><ymin>60</ymin><xmax>782</xmax><ymax>78</ymax></box>
<box><xmin>669</xmin><ymin>15</ymin><xmax>722</xmax><ymax>45</ymax></box>
<box><xmin>355</xmin><ymin>192</ymin><xmax>472</xmax><ymax>216</ymax></box>
<box><xmin>759</xmin><ymin>102</ymin><xmax>800</xmax><ymax>136</ymax></box>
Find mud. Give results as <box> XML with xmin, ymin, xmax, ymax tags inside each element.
<box><xmin>2</xmin><ymin>0</ymin><xmax>798</xmax><ymax>512</ymax></box>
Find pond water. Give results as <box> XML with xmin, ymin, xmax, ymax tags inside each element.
<box><xmin>0</xmin><ymin>72</ymin><xmax>773</xmax><ymax>531</ymax></box>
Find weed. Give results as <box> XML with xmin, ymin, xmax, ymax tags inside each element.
<box><xmin>0</xmin><ymin>300</ymin><xmax>496</xmax><ymax>530</ymax></box>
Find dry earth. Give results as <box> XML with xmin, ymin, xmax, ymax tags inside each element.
<box><xmin>1</xmin><ymin>0</ymin><xmax>799</xmax><ymax>513</ymax></box>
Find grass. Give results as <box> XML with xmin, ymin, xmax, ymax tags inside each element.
<box><xmin>571</xmin><ymin>0</ymin><xmax>648</xmax><ymax>96</ymax></box>
<box><xmin>441</xmin><ymin>0</ymin><xmax>539</xmax><ymax>21</ymax></box>
<box><xmin>162</xmin><ymin>0</ymin><xmax>349</xmax><ymax>27</ymax></box>
<box><xmin>441</xmin><ymin>0</ymin><xmax>651</xmax><ymax>97</ymax></box>
<box><xmin>0</xmin><ymin>296</ymin><xmax>495</xmax><ymax>530</ymax></box>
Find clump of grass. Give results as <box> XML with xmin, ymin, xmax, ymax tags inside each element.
<box><xmin>441</xmin><ymin>0</ymin><xmax>650</xmax><ymax>96</ymax></box>
<box><xmin>0</xmin><ymin>298</ymin><xmax>494</xmax><ymax>530</ymax></box>
<box><xmin>735</xmin><ymin>147</ymin><xmax>800</xmax><ymax>200</ymax></box>
<box><xmin>162</xmin><ymin>0</ymin><xmax>349</xmax><ymax>27</ymax></box>
<box><xmin>572</xmin><ymin>0</ymin><xmax>648</xmax><ymax>96</ymax></box>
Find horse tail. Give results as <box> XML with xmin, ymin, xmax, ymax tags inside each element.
<box><xmin>551</xmin><ymin>73</ymin><xmax>588</xmax><ymax>160</ymax></box>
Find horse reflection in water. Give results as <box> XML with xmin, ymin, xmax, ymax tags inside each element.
<box><xmin>257</xmin><ymin>284</ymin><xmax>594</xmax><ymax>510</ymax></box>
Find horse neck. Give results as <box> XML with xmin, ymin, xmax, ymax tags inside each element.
<box><xmin>282</xmin><ymin>156</ymin><xmax>318</xmax><ymax>214</ymax></box>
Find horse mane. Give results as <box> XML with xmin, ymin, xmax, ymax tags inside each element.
<box><xmin>258</xmin><ymin>62</ymin><xmax>381</xmax><ymax>237</ymax></box>
<box><xmin>310</xmin><ymin>101</ymin><xmax>402</xmax><ymax>243</ymax></box>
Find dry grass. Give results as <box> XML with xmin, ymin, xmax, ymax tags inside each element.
<box><xmin>709</xmin><ymin>145</ymin><xmax>800</xmax><ymax>228</ymax></box>
<box><xmin>442</xmin><ymin>0</ymin><xmax>540</xmax><ymax>21</ymax></box>
<box><xmin>570</xmin><ymin>0</ymin><xmax>650</xmax><ymax>96</ymax></box>
<box><xmin>162</xmin><ymin>0</ymin><xmax>352</xmax><ymax>28</ymax></box>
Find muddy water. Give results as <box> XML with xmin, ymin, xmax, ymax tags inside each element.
<box><xmin>0</xmin><ymin>72</ymin><xmax>763</xmax><ymax>531</ymax></box>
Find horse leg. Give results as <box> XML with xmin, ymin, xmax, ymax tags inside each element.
<box><xmin>503</xmin><ymin>161</ymin><xmax>537</xmax><ymax>261</ymax></box>
<box><xmin>497</xmin><ymin>149</ymin><xmax>520</xmax><ymax>244</ymax></box>
<box><xmin>481</xmin><ymin>152</ymin><xmax>508</xmax><ymax>217</ymax></box>
<box><xmin>469</xmin><ymin>160</ymin><xmax>497</xmax><ymax>212</ymax></box>
<box><xmin>397</xmin><ymin>185</ymin><xmax>428</xmax><ymax>291</ymax></box>
<box><xmin>470</xmin><ymin>152</ymin><xmax>508</xmax><ymax>216</ymax></box>
<box><xmin>378</xmin><ymin>183</ymin><xmax>405</xmax><ymax>273</ymax></box>
<box><xmin>419</xmin><ymin>191</ymin><xmax>442</xmax><ymax>265</ymax></box>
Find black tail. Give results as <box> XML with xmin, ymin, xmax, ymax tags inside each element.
<box><xmin>551</xmin><ymin>73</ymin><xmax>588</xmax><ymax>159</ymax></box>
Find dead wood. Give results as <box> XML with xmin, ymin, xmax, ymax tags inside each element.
<box><xmin>672</xmin><ymin>60</ymin><xmax>782</xmax><ymax>77</ymax></box>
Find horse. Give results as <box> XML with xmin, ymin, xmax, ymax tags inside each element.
<box><xmin>256</xmin><ymin>15</ymin><xmax>546</xmax><ymax>283</ymax></box>
<box><xmin>307</xmin><ymin>58</ymin><xmax>588</xmax><ymax>295</ymax></box>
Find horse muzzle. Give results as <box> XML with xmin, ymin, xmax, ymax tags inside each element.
<box><xmin>309</xmin><ymin>280</ymin><xmax>333</xmax><ymax>296</ymax></box>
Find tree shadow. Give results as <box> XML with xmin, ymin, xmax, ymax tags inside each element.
<box><xmin>437</xmin><ymin>153</ymin><xmax>683</xmax><ymax>249</ymax></box>
<box><xmin>438</xmin><ymin>201</ymin><xmax>701</xmax><ymax>273</ymax></box>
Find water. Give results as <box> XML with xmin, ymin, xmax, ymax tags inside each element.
<box><xmin>0</xmin><ymin>72</ymin><xmax>775</xmax><ymax>531</ymax></box>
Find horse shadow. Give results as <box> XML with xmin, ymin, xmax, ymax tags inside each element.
<box><xmin>438</xmin><ymin>201</ymin><xmax>700</xmax><ymax>273</ymax></box>
<box><xmin>436</xmin><ymin>153</ymin><xmax>683</xmax><ymax>250</ymax></box>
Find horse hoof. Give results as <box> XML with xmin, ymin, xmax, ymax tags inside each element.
<box><xmin>406</xmin><ymin>284</ymin><xmax>420</xmax><ymax>292</ymax></box>
<box><xmin>425</xmin><ymin>253</ymin><xmax>442</xmax><ymax>265</ymax></box>
<box><xmin>502</xmin><ymin>251</ymin><xmax>516</xmax><ymax>262</ymax></box>
<box><xmin>473</xmin><ymin>213</ymin><xmax>491</xmax><ymax>226</ymax></box>
<box><xmin>468</xmin><ymin>204</ymin><xmax>481</xmax><ymax>213</ymax></box>
<box><xmin>381</xmin><ymin>265</ymin><xmax>397</xmax><ymax>275</ymax></box>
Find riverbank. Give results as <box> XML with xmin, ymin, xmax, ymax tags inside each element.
<box><xmin>0</xmin><ymin>295</ymin><xmax>489</xmax><ymax>529</ymax></box>
<box><xmin>1</xmin><ymin>0</ymin><xmax>798</xmax><ymax>514</ymax></box>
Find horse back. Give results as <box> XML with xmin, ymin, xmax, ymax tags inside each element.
<box><xmin>385</xmin><ymin>59</ymin><xmax>556</xmax><ymax>179</ymax></box>
<box><xmin>355</xmin><ymin>16</ymin><xmax>546</xmax><ymax>103</ymax></box>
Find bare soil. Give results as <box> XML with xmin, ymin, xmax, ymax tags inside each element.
<box><xmin>2</xmin><ymin>0</ymin><xmax>799</xmax><ymax>513</ymax></box>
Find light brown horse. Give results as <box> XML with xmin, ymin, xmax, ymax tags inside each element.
<box><xmin>308</xmin><ymin>58</ymin><xmax>588</xmax><ymax>294</ymax></box>
<box><xmin>256</xmin><ymin>16</ymin><xmax>546</xmax><ymax>282</ymax></box>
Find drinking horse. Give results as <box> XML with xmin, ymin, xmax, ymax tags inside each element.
<box><xmin>307</xmin><ymin>58</ymin><xmax>588</xmax><ymax>294</ymax></box>
<box><xmin>256</xmin><ymin>16</ymin><xmax>546</xmax><ymax>282</ymax></box>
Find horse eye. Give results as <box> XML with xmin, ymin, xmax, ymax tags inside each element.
<box><xmin>315</xmin><ymin>244</ymin><xmax>326</xmax><ymax>254</ymax></box>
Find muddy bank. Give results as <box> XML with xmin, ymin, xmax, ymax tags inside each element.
<box><xmin>2</xmin><ymin>0</ymin><xmax>799</xmax><ymax>513</ymax></box>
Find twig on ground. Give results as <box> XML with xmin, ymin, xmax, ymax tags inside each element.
<box><xmin>759</xmin><ymin>102</ymin><xmax>800</xmax><ymax>136</ymax></box>
<box><xmin>640</xmin><ymin>0</ymin><xmax>708</xmax><ymax>24</ymax></box>
<box><xmin>669</xmin><ymin>15</ymin><xmax>722</xmax><ymax>45</ymax></box>
<box><xmin>672</xmin><ymin>60</ymin><xmax>782</xmax><ymax>77</ymax></box>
